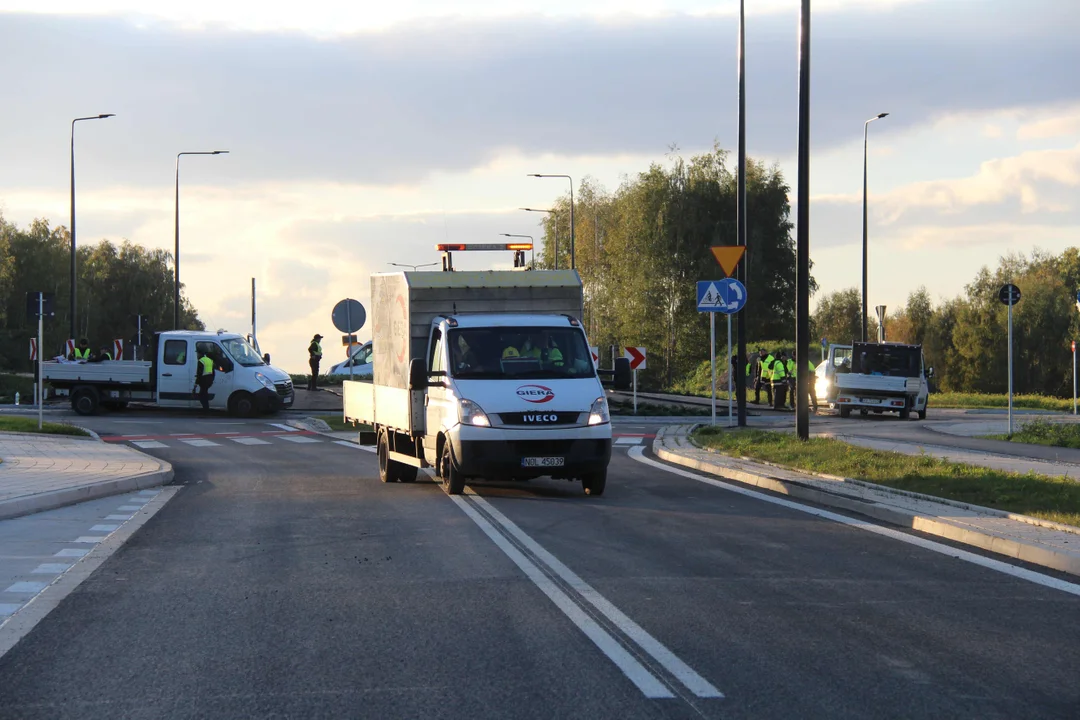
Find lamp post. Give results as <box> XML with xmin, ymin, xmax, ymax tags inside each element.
<box><xmin>521</xmin><ymin>207</ymin><xmax>559</xmax><ymax>269</ymax></box>
<box><xmin>500</xmin><ymin>233</ymin><xmax>535</xmax><ymax>267</ymax></box>
<box><xmin>175</xmin><ymin>150</ymin><xmax>228</xmax><ymax>329</ymax></box>
<box><xmin>527</xmin><ymin>174</ymin><xmax>574</xmax><ymax>268</ymax></box>
<box><xmin>70</xmin><ymin>113</ymin><xmax>115</xmax><ymax>341</ymax></box>
<box><xmin>862</xmin><ymin>112</ymin><xmax>889</xmax><ymax>342</ymax></box>
<box><xmin>389</xmin><ymin>262</ymin><xmax>439</xmax><ymax>271</ymax></box>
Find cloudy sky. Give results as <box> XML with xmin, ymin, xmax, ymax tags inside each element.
<box><xmin>1</xmin><ymin>0</ymin><xmax>1077</xmax><ymax>371</ymax></box>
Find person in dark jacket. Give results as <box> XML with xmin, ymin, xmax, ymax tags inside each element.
<box><xmin>308</xmin><ymin>334</ymin><xmax>323</xmax><ymax>391</ymax></box>
<box><xmin>194</xmin><ymin>348</ymin><xmax>215</xmax><ymax>411</ymax></box>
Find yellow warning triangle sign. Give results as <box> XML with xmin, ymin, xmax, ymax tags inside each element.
<box><xmin>710</xmin><ymin>246</ymin><xmax>746</xmax><ymax>277</ymax></box>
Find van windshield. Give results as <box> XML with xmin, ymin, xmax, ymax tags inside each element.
<box><xmin>852</xmin><ymin>343</ymin><xmax>921</xmax><ymax>378</ymax></box>
<box><xmin>449</xmin><ymin>327</ymin><xmax>595</xmax><ymax>380</ymax></box>
<box><xmin>222</xmin><ymin>337</ymin><xmax>266</xmax><ymax>367</ymax></box>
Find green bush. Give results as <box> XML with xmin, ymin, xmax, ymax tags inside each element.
<box><xmin>0</xmin><ymin>373</ymin><xmax>35</xmax><ymax>403</ymax></box>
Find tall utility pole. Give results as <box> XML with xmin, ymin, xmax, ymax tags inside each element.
<box><xmin>862</xmin><ymin>112</ymin><xmax>889</xmax><ymax>342</ymax></box>
<box><xmin>174</xmin><ymin>150</ymin><xmax>228</xmax><ymax>329</ymax></box>
<box><xmin>521</xmin><ymin>208</ymin><xmax>558</xmax><ymax>269</ymax></box>
<box><xmin>527</xmin><ymin>174</ymin><xmax>575</xmax><ymax>269</ymax></box>
<box><xmin>795</xmin><ymin>0</ymin><xmax>812</xmax><ymax>441</ymax></box>
<box><xmin>735</xmin><ymin>0</ymin><xmax>748</xmax><ymax>427</ymax></box>
<box><xmin>70</xmin><ymin>113</ymin><xmax>115</xmax><ymax>341</ymax></box>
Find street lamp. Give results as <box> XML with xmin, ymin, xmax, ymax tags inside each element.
<box><xmin>70</xmin><ymin>113</ymin><xmax>115</xmax><ymax>341</ymax></box>
<box><xmin>389</xmin><ymin>262</ymin><xmax>439</xmax><ymax>271</ymax></box>
<box><xmin>175</xmin><ymin>150</ymin><xmax>228</xmax><ymax>329</ymax></box>
<box><xmin>527</xmin><ymin>174</ymin><xmax>575</xmax><ymax>268</ymax></box>
<box><xmin>520</xmin><ymin>207</ymin><xmax>558</xmax><ymax>269</ymax></box>
<box><xmin>862</xmin><ymin>112</ymin><xmax>889</xmax><ymax>342</ymax></box>
<box><xmin>500</xmin><ymin>233</ymin><xmax>535</xmax><ymax>267</ymax></box>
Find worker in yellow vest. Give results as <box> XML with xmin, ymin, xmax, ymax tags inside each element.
<box><xmin>307</xmin><ymin>334</ymin><xmax>323</xmax><ymax>391</ymax></box>
<box><xmin>754</xmin><ymin>348</ymin><xmax>773</xmax><ymax>405</ymax></box>
<box><xmin>194</xmin><ymin>348</ymin><xmax>216</xmax><ymax>411</ymax></box>
<box><xmin>69</xmin><ymin>338</ymin><xmax>91</xmax><ymax>361</ymax></box>
<box><xmin>770</xmin><ymin>351</ymin><xmax>789</xmax><ymax>410</ymax></box>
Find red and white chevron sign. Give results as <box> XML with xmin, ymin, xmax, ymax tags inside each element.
<box><xmin>589</xmin><ymin>345</ymin><xmax>599</xmax><ymax>367</ymax></box>
<box><xmin>113</xmin><ymin>339</ymin><xmax>124</xmax><ymax>359</ymax></box>
<box><xmin>29</xmin><ymin>338</ymin><xmax>37</xmax><ymax>361</ymax></box>
<box><xmin>624</xmin><ymin>346</ymin><xmax>647</xmax><ymax>371</ymax></box>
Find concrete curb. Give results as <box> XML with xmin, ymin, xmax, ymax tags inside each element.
<box><xmin>0</xmin><ymin>463</ymin><xmax>174</xmax><ymax>521</ymax></box>
<box><xmin>287</xmin><ymin>417</ymin><xmax>375</xmax><ymax>445</ymax></box>
<box><xmin>653</xmin><ymin>428</ymin><xmax>1080</xmax><ymax>578</ymax></box>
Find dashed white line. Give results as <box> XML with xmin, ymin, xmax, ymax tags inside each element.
<box><xmin>268</xmin><ymin>423</ymin><xmax>299</xmax><ymax>432</ymax></box>
<box><xmin>54</xmin><ymin>549</ymin><xmax>89</xmax><ymax>558</ymax></box>
<box><xmin>117</xmin><ymin>505</ymin><xmax>143</xmax><ymax>511</ymax></box>
<box><xmin>133</xmin><ymin>441</ymin><xmax>167</xmax><ymax>449</ymax></box>
<box><xmin>231</xmin><ymin>437</ymin><xmax>272</xmax><ymax>445</ymax></box>
<box><xmin>31</xmin><ymin>564</ymin><xmax>71</xmax><ymax>574</ymax></box>
<box><xmin>73</xmin><ymin>536</ymin><xmax>106</xmax><ymax>544</ymax></box>
<box><xmin>169</xmin><ymin>433</ymin><xmax>195</xmax><ymax>436</ymax></box>
<box><xmin>90</xmin><ymin>524</ymin><xmax>120</xmax><ymax>532</ymax></box>
<box><xmin>105</xmin><ymin>514</ymin><xmax>133</xmax><ymax>521</ymax></box>
<box><xmin>276</xmin><ymin>435</ymin><xmax>322</xmax><ymax>444</ymax></box>
<box><xmin>179</xmin><ymin>439</ymin><xmax>220</xmax><ymax>447</ymax></box>
<box><xmin>215</xmin><ymin>431</ymin><xmax>240</xmax><ymax>435</ymax></box>
<box><xmin>138</xmin><ymin>490</ymin><xmax>158</xmax><ymax>496</ymax></box>
<box><xmin>0</xmin><ymin>604</ymin><xmax>21</xmax><ymax>616</ymax></box>
<box><xmin>614</xmin><ymin>437</ymin><xmax>644</xmax><ymax>445</ymax></box>
<box><xmin>5</xmin><ymin>582</ymin><xmax>48</xmax><ymax>594</ymax></box>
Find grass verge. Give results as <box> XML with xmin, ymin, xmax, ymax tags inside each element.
<box><xmin>931</xmin><ymin>392</ymin><xmax>1073</xmax><ymax>412</ymax></box>
<box><xmin>609</xmin><ymin>399</ymin><xmax>711</xmax><ymax>417</ymax></box>
<box><xmin>693</xmin><ymin>426</ymin><xmax>1080</xmax><ymax>528</ymax></box>
<box><xmin>0</xmin><ymin>415</ymin><xmax>90</xmax><ymax>437</ymax></box>
<box><xmin>983</xmin><ymin>419</ymin><xmax>1080</xmax><ymax>449</ymax></box>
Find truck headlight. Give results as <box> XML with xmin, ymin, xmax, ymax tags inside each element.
<box><xmin>255</xmin><ymin>372</ymin><xmax>275</xmax><ymax>391</ymax></box>
<box><xmin>588</xmin><ymin>397</ymin><xmax>610</xmax><ymax>426</ymax></box>
<box><xmin>459</xmin><ymin>398</ymin><xmax>490</xmax><ymax>427</ymax></box>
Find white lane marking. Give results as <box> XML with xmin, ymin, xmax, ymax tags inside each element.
<box><xmin>90</xmin><ymin>524</ymin><xmax>120</xmax><ymax>532</ymax></box>
<box><xmin>0</xmin><ymin>604</ymin><xmax>21</xmax><ymax>616</ymax></box>
<box><xmin>132</xmin><ymin>440</ymin><xmax>168</xmax><ymax>449</ymax></box>
<box><xmin>231</xmin><ymin>437</ymin><xmax>271</xmax><ymax>445</ymax></box>
<box><xmin>5</xmin><ymin>582</ymin><xmax>48</xmax><ymax>594</ymax></box>
<box><xmin>276</xmin><ymin>435</ymin><xmax>322</xmax><ymax>444</ymax></box>
<box><xmin>138</xmin><ymin>490</ymin><xmax>158</xmax><ymax>495</ymax></box>
<box><xmin>467</xmin><ymin>492</ymin><xmax>724</xmax><ymax>699</ymax></box>
<box><xmin>117</xmin><ymin>505</ymin><xmax>143</xmax><ymax>512</ymax></box>
<box><xmin>32</xmin><ymin>564</ymin><xmax>71</xmax><ymax>574</ymax></box>
<box><xmin>169</xmin><ymin>433</ymin><xmax>195</xmax><ymax>436</ymax></box>
<box><xmin>74</xmin><ymin>537</ymin><xmax>106</xmax><ymax>544</ymax></box>
<box><xmin>121</xmin><ymin>434</ymin><xmax>146</xmax><ymax>438</ymax></box>
<box><xmin>449</xmin><ymin>495</ymin><xmax>673</xmax><ymax>699</ymax></box>
<box><xmin>334</xmin><ymin>440</ymin><xmax>376</xmax><ymax>453</ymax></box>
<box><xmin>105</xmin><ymin>515</ymin><xmax>133</xmax><ymax>521</ymax></box>
<box><xmin>215</xmin><ymin>431</ymin><xmax>240</xmax><ymax>435</ymax></box>
<box><xmin>54</xmin><ymin>549</ymin><xmax>89</xmax><ymax>558</ymax></box>
<box><xmin>180</xmin><ymin>438</ymin><xmax>220</xmax><ymax>447</ymax></box>
<box><xmin>268</xmin><ymin>423</ymin><xmax>299</xmax><ymax>432</ymax></box>
<box><xmin>615</xmin><ymin>437</ymin><xmax>644</xmax><ymax>445</ymax></box>
<box><xmin>629</xmin><ymin>447</ymin><xmax>1080</xmax><ymax>598</ymax></box>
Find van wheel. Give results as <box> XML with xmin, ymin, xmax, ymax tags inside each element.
<box><xmin>71</xmin><ymin>386</ymin><xmax>100</xmax><ymax>416</ymax></box>
<box><xmin>377</xmin><ymin>430</ymin><xmax>398</xmax><ymax>483</ymax></box>
<box><xmin>228</xmin><ymin>392</ymin><xmax>255</xmax><ymax>417</ymax></box>
<box><xmin>839</xmin><ymin>406</ymin><xmax>851</xmax><ymax>419</ymax></box>
<box><xmin>441</xmin><ymin>442</ymin><xmax>465</xmax><ymax>495</ymax></box>
<box><xmin>918</xmin><ymin>408</ymin><xmax>927</xmax><ymax>420</ymax></box>
<box><xmin>582</xmin><ymin>469</ymin><xmax>607</xmax><ymax>497</ymax></box>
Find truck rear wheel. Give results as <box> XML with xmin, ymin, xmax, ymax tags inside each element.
<box><xmin>71</xmin><ymin>386</ymin><xmax>100</xmax><ymax>416</ymax></box>
<box><xmin>582</xmin><ymin>469</ymin><xmax>607</xmax><ymax>497</ymax></box>
<box><xmin>839</xmin><ymin>406</ymin><xmax>851</xmax><ymax>419</ymax></box>
<box><xmin>441</xmin><ymin>441</ymin><xmax>465</xmax><ymax>495</ymax></box>
<box><xmin>899</xmin><ymin>400</ymin><xmax>911</xmax><ymax>420</ymax></box>
<box><xmin>377</xmin><ymin>429</ymin><xmax>418</xmax><ymax>484</ymax></box>
<box><xmin>917</xmin><ymin>408</ymin><xmax>927</xmax><ymax>420</ymax></box>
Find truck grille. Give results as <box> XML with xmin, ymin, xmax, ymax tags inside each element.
<box><xmin>498</xmin><ymin>412</ymin><xmax>582</xmax><ymax>426</ymax></box>
<box><xmin>506</xmin><ymin>440</ymin><xmax>608</xmax><ymax>457</ymax></box>
<box><xmin>275</xmin><ymin>380</ymin><xmax>294</xmax><ymax>398</ymax></box>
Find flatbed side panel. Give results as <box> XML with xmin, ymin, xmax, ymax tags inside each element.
<box><xmin>374</xmin><ymin>385</ymin><xmax>413</xmax><ymax>433</ymax></box>
<box><xmin>834</xmin><ymin>374</ymin><xmax>908</xmax><ymax>394</ymax></box>
<box><xmin>41</xmin><ymin>361</ymin><xmax>152</xmax><ymax>385</ymax></box>
<box><xmin>343</xmin><ymin>380</ymin><xmax>375</xmax><ymax>425</ymax></box>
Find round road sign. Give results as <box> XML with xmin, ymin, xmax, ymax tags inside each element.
<box><xmin>998</xmin><ymin>284</ymin><xmax>1021</xmax><ymax>306</ymax></box>
<box><xmin>332</xmin><ymin>298</ymin><xmax>366</xmax><ymax>333</ymax></box>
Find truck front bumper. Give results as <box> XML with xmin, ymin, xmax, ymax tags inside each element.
<box><xmin>451</xmin><ymin>424</ymin><xmax>613</xmax><ymax>479</ymax></box>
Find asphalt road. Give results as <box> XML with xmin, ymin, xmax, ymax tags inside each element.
<box><xmin>0</xmin><ymin>416</ymin><xmax>1078</xmax><ymax>718</ymax></box>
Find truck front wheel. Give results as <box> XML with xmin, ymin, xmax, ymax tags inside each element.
<box><xmin>228</xmin><ymin>392</ymin><xmax>255</xmax><ymax>417</ymax></box>
<box><xmin>441</xmin><ymin>442</ymin><xmax>465</xmax><ymax>495</ymax></box>
<box><xmin>839</xmin><ymin>406</ymin><xmax>851</xmax><ymax>419</ymax></box>
<box><xmin>71</xmin><ymin>386</ymin><xmax>100</xmax><ymax>416</ymax></box>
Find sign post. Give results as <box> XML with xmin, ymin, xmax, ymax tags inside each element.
<box><xmin>624</xmin><ymin>347</ymin><xmax>647</xmax><ymax>413</ymax></box>
<box><xmin>1073</xmin><ymin>340</ymin><xmax>1077</xmax><ymax>416</ymax></box>
<box><xmin>999</xmin><ymin>284</ymin><xmax>1021</xmax><ymax>434</ymax></box>
<box><xmin>697</xmin><ymin>278</ymin><xmax>748</xmax><ymax>427</ymax></box>
<box><xmin>708</xmin><ymin>246</ymin><xmax>748</xmax><ymax>426</ymax></box>
<box><xmin>332</xmin><ymin>298</ymin><xmax>367</xmax><ymax>381</ymax></box>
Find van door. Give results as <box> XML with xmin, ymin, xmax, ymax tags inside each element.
<box><xmin>158</xmin><ymin>338</ymin><xmax>195</xmax><ymax>408</ymax></box>
<box><xmin>423</xmin><ymin>328</ymin><xmax>451</xmax><ymax>463</ymax></box>
<box><xmin>822</xmin><ymin>344</ymin><xmax>853</xmax><ymax>405</ymax></box>
<box><xmin>196</xmin><ymin>341</ymin><xmax>234</xmax><ymax>409</ymax></box>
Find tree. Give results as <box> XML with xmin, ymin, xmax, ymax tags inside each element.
<box><xmin>811</xmin><ymin>288</ymin><xmax>877</xmax><ymax>346</ymax></box>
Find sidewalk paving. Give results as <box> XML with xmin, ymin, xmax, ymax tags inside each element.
<box><xmin>652</xmin><ymin>425</ymin><xmax>1080</xmax><ymax>578</ymax></box>
<box><xmin>0</xmin><ymin>433</ymin><xmax>172</xmax><ymax>520</ymax></box>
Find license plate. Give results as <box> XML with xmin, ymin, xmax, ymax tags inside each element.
<box><xmin>860</xmin><ymin>397</ymin><xmax>880</xmax><ymax>404</ymax></box>
<box><xmin>522</xmin><ymin>457</ymin><xmax>565</xmax><ymax>468</ymax></box>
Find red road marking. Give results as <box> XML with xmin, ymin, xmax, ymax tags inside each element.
<box><xmin>103</xmin><ymin>429</ymin><xmax>318</xmax><ymax>442</ymax></box>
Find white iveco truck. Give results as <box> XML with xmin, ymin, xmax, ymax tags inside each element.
<box><xmin>343</xmin><ymin>270</ymin><xmax>629</xmax><ymax>496</ymax></box>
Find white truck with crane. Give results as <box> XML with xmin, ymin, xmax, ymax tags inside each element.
<box><xmin>42</xmin><ymin>330</ymin><xmax>294</xmax><ymax>416</ymax></box>
<box><xmin>343</xmin><ymin>268</ymin><xmax>630</xmax><ymax>496</ymax></box>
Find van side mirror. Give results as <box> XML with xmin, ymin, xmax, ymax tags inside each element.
<box><xmin>409</xmin><ymin>358</ymin><xmax>428</xmax><ymax>390</ymax></box>
<box><xmin>263</xmin><ymin>353</ymin><xmax>271</xmax><ymax>364</ymax></box>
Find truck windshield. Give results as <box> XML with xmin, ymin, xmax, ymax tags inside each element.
<box><xmin>449</xmin><ymin>327</ymin><xmax>594</xmax><ymax>380</ymax></box>
<box><xmin>222</xmin><ymin>338</ymin><xmax>266</xmax><ymax>367</ymax></box>
<box><xmin>853</xmin><ymin>344</ymin><xmax>920</xmax><ymax>378</ymax></box>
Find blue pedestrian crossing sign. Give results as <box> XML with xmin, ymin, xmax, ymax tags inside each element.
<box><xmin>697</xmin><ymin>279</ymin><xmax>747</xmax><ymax>314</ymax></box>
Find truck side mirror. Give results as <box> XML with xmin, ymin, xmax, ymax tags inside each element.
<box><xmin>927</xmin><ymin>366</ymin><xmax>935</xmax><ymax>379</ymax></box>
<box><xmin>612</xmin><ymin>357</ymin><xmax>632</xmax><ymax>391</ymax></box>
<box><xmin>263</xmin><ymin>353</ymin><xmax>271</xmax><ymax>364</ymax></box>
<box><xmin>409</xmin><ymin>358</ymin><xmax>428</xmax><ymax>390</ymax></box>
